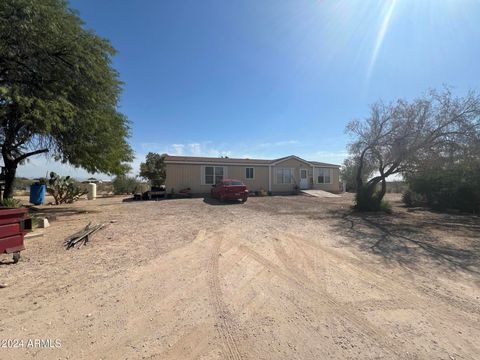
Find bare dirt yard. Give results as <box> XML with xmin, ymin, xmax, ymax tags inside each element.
<box><xmin>1</xmin><ymin>193</ymin><xmax>479</xmax><ymax>360</ymax></box>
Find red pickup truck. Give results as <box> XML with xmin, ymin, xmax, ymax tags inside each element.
<box><xmin>211</xmin><ymin>179</ymin><xmax>249</xmax><ymax>203</ymax></box>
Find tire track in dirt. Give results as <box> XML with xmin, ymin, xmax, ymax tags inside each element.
<box><xmin>238</xmin><ymin>244</ymin><xmax>404</xmax><ymax>358</ymax></box>
<box><xmin>272</xmin><ymin>230</ymin><xmax>329</xmax><ymax>291</ymax></box>
<box><xmin>271</xmin><ymin>241</ymin><xmax>413</xmax><ymax>355</ymax></box>
<box><xmin>207</xmin><ymin>234</ymin><xmax>244</xmax><ymax>360</ymax></box>
<box><xmin>286</xmin><ymin>231</ymin><xmax>480</xmax><ymax>318</ymax></box>
<box><xmin>277</xmin><ymin>232</ymin><xmax>480</xmax><ymax>358</ymax></box>
<box><xmin>285</xmin><ymin>233</ymin><xmax>411</xmax><ymax>310</ymax></box>
<box><xmin>287</xmin><ymin>230</ymin><xmax>480</xmax><ymax>323</ymax></box>
<box><xmin>349</xmin><ymin>298</ymin><xmax>416</xmax><ymax>312</ymax></box>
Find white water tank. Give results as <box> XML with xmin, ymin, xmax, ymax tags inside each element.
<box><xmin>87</xmin><ymin>183</ymin><xmax>97</xmax><ymax>200</ymax></box>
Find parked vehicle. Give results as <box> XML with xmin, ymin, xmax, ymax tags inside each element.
<box><xmin>142</xmin><ymin>185</ymin><xmax>166</xmax><ymax>200</ymax></box>
<box><xmin>211</xmin><ymin>179</ymin><xmax>249</xmax><ymax>202</ymax></box>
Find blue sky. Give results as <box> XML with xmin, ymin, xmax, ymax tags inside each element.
<box><xmin>18</xmin><ymin>0</ymin><xmax>480</xmax><ymax>179</ymax></box>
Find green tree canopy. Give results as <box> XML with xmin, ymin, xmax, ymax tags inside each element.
<box><xmin>0</xmin><ymin>0</ymin><xmax>133</xmax><ymax>197</ymax></box>
<box><xmin>139</xmin><ymin>152</ymin><xmax>166</xmax><ymax>186</ymax></box>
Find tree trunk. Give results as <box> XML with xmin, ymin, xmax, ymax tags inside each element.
<box><xmin>367</xmin><ymin>177</ymin><xmax>387</xmax><ymax>210</ymax></box>
<box><xmin>356</xmin><ymin>147</ymin><xmax>370</xmax><ymax>190</ymax></box>
<box><xmin>366</xmin><ymin>181</ymin><xmax>378</xmax><ymax>202</ymax></box>
<box><xmin>1</xmin><ymin>145</ymin><xmax>49</xmax><ymax>199</ymax></box>
<box><xmin>2</xmin><ymin>164</ymin><xmax>17</xmax><ymax>199</ymax></box>
<box><xmin>357</xmin><ymin>177</ymin><xmax>386</xmax><ymax>211</ymax></box>
<box><xmin>378</xmin><ymin>177</ymin><xmax>387</xmax><ymax>202</ymax></box>
<box><xmin>356</xmin><ymin>160</ymin><xmax>364</xmax><ymax>189</ymax></box>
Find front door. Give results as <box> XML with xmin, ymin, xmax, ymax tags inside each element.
<box><xmin>299</xmin><ymin>168</ymin><xmax>309</xmax><ymax>189</ymax></box>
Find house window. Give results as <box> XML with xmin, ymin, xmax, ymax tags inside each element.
<box><xmin>205</xmin><ymin>166</ymin><xmax>224</xmax><ymax>185</ymax></box>
<box><xmin>317</xmin><ymin>168</ymin><xmax>331</xmax><ymax>184</ymax></box>
<box><xmin>276</xmin><ymin>168</ymin><xmax>293</xmax><ymax>184</ymax></box>
<box><xmin>245</xmin><ymin>167</ymin><xmax>254</xmax><ymax>179</ymax></box>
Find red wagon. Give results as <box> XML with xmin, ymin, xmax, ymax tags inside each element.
<box><xmin>0</xmin><ymin>208</ymin><xmax>29</xmax><ymax>263</ymax></box>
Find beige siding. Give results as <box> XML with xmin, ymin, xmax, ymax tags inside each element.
<box><xmin>271</xmin><ymin>158</ymin><xmax>311</xmax><ymax>193</ymax></box>
<box><xmin>271</xmin><ymin>158</ymin><xmax>340</xmax><ymax>193</ymax></box>
<box><xmin>311</xmin><ymin>167</ymin><xmax>341</xmax><ymax>193</ymax></box>
<box><xmin>165</xmin><ymin>157</ymin><xmax>341</xmax><ymax>195</ymax></box>
<box><xmin>227</xmin><ymin>165</ymin><xmax>269</xmax><ymax>192</ymax></box>
<box><xmin>165</xmin><ymin>163</ymin><xmax>269</xmax><ymax>194</ymax></box>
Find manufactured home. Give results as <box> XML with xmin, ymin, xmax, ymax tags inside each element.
<box><xmin>164</xmin><ymin>155</ymin><xmax>340</xmax><ymax>195</ymax></box>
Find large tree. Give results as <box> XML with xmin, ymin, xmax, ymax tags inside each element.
<box><xmin>139</xmin><ymin>152</ymin><xmax>166</xmax><ymax>186</ymax></box>
<box><xmin>0</xmin><ymin>0</ymin><xmax>133</xmax><ymax>198</ymax></box>
<box><xmin>340</xmin><ymin>157</ymin><xmax>375</xmax><ymax>192</ymax></box>
<box><xmin>347</xmin><ymin>89</ymin><xmax>480</xmax><ymax>211</ymax></box>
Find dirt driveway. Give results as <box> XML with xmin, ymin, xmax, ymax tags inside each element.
<box><xmin>1</xmin><ymin>194</ymin><xmax>479</xmax><ymax>359</ymax></box>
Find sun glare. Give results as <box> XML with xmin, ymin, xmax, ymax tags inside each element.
<box><xmin>366</xmin><ymin>0</ymin><xmax>398</xmax><ymax>81</ymax></box>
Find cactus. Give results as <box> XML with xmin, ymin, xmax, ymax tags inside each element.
<box><xmin>47</xmin><ymin>172</ymin><xmax>87</xmax><ymax>205</ymax></box>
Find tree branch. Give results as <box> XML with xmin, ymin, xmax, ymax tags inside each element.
<box><xmin>14</xmin><ymin>148</ymin><xmax>49</xmax><ymax>163</ymax></box>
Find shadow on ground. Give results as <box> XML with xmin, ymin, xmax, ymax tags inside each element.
<box><xmin>202</xmin><ymin>196</ymin><xmax>246</xmax><ymax>206</ymax></box>
<box><xmin>0</xmin><ymin>257</ymin><xmax>16</xmax><ymax>266</ymax></box>
<box><xmin>327</xmin><ymin>208</ymin><xmax>480</xmax><ymax>275</ymax></box>
<box><xmin>28</xmin><ymin>206</ymin><xmax>99</xmax><ymax>219</ymax></box>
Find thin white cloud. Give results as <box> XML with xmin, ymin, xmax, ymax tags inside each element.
<box><xmin>303</xmin><ymin>150</ymin><xmax>348</xmax><ymax>166</ymax></box>
<box><xmin>258</xmin><ymin>140</ymin><xmax>299</xmax><ymax>148</ymax></box>
<box><xmin>171</xmin><ymin>144</ymin><xmax>185</xmax><ymax>155</ymax></box>
<box><xmin>188</xmin><ymin>143</ymin><xmax>202</xmax><ymax>155</ymax></box>
<box><xmin>139</xmin><ymin>141</ymin><xmax>232</xmax><ymax>160</ymax></box>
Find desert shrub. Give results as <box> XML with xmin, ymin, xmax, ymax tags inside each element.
<box><xmin>402</xmin><ymin>190</ymin><xmax>427</xmax><ymax>207</ymax></box>
<box><xmin>402</xmin><ymin>190</ymin><xmax>413</xmax><ymax>207</ymax></box>
<box><xmin>454</xmin><ymin>184</ymin><xmax>478</xmax><ymax>213</ymax></box>
<box><xmin>13</xmin><ymin>177</ymin><xmax>35</xmax><ymax>191</ymax></box>
<box><xmin>406</xmin><ymin>164</ymin><xmax>480</xmax><ymax>213</ymax></box>
<box><xmin>386</xmin><ymin>181</ymin><xmax>407</xmax><ymax>194</ymax></box>
<box><xmin>1</xmin><ymin>197</ymin><xmax>23</xmax><ymax>208</ymax></box>
<box><xmin>355</xmin><ymin>185</ymin><xmax>369</xmax><ymax>210</ymax></box>
<box><xmin>355</xmin><ymin>184</ymin><xmax>390</xmax><ymax>212</ymax></box>
<box><xmin>379</xmin><ymin>200</ymin><xmax>392</xmax><ymax>214</ymax></box>
<box><xmin>47</xmin><ymin>172</ymin><xmax>87</xmax><ymax>205</ymax></box>
<box><xmin>112</xmin><ymin>176</ymin><xmax>142</xmax><ymax>194</ymax></box>
<box><xmin>96</xmin><ymin>182</ymin><xmax>114</xmax><ymax>194</ymax></box>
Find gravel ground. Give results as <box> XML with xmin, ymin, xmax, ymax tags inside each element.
<box><xmin>0</xmin><ymin>194</ymin><xmax>479</xmax><ymax>359</ymax></box>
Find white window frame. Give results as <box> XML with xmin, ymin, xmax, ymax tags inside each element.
<box><xmin>245</xmin><ymin>167</ymin><xmax>254</xmax><ymax>180</ymax></box>
<box><xmin>300</xmin><ymin>168</ymin><xmax>308</xmax><ymax>179</ymax></box>
<box><xmin>202</xmin><ymin>166</ymin><xmax>225</xmax><ymax>185</ymax></box>
<box><xmin>275</xmin><ymin>168</ymin><xmax>293</xmax><ymax>184</ymax></box>
<box><xmin>316</xmin><ymin>168</ymin><xmax>331</xmax><ymax>184</ymax></box>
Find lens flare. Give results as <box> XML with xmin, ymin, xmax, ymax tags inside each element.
<box><xmin>366</xmin><ymin>0</ymin><xmax>398</xmax><ymax>80</ymax></box>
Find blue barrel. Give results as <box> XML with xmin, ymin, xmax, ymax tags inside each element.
<box><xmin>29</xmin><ymin>184</ymin><xmax>46</xmax><ymax>205</ymax></box>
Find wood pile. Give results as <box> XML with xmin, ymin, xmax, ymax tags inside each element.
<box><xmin>64</xmin><ymin>223</ymin><xmax>105</xmax><ymax>249</ymax></box>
